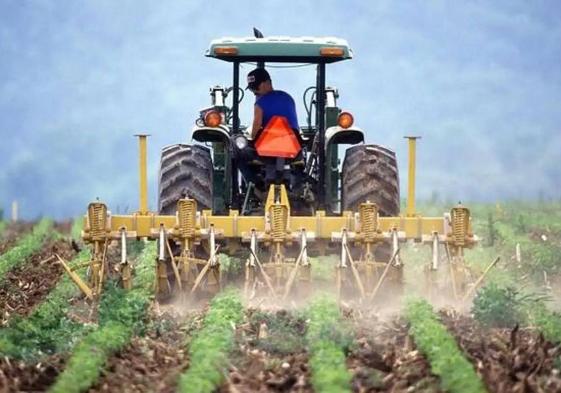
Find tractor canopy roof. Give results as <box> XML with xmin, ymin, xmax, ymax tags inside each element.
<box><xmin>206</xmin><ymin>36</ymin><xmax>353</xmax><ymax>63</ymax></box>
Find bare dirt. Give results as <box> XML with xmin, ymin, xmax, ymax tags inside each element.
<box><xmin>0</xmin><ymin>354</ymin><xmax>66</xmax><ymax>392</ymax></box>
<box><xmin>440</xmin><ymin>310</ymin><xmax>561</xmax><ymax>393</ymax></box>
<box><xmin>346</xmin><ymin>309</ymin><xmax>441</xmax><ymax>393</ymax></box>
<box><xmin>0</xmin><ymin>239</ymin><xmax>77</xmax><ymax>325</ymax></box>
<box><xmin>220</xmin><ymin>308</ymin><xmax>313</xmax><ymax>393</ymax></box>
<box><xmin>88</xmin><ymin>311</ymin><xmax>202</xmax><ymax>393</ymax></box>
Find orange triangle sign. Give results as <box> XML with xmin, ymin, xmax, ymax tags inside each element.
<box><xmin>255</xmin><ymin>116</ymin><xmax>301</xmax><ymax>158</ymax></box>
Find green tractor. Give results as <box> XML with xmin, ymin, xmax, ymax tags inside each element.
<box><xmin>76</xmin><ymin>32</ymin><xmax>477</xmax><ymax>303</ymax></box>
<box><xmin>158</xmin><ymin>34</ymin><xmax>400</xmax><ymax>223</ymax></box>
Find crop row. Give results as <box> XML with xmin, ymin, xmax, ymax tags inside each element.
<box><xmin>49</xmin><ymin>241</ymin><xmax>154</xmax><ymax>393</ymax></box>
<box><xmin>0</xmin><ymin>218</ymin><xmax>85</xmax><ymax>358</ymax></box>
<box><xmin>405</xmin><ymin>299</ymin><xmax>487</xmax><ymax>393</ymax></box>
<box><xmin>306</xmin><ymin>296</ymin><xmax>352</xmax><ymax>393</ymax></box>
<box><xmin>0</xmin><ymin>249</ymin><xmax>92</xmax><ymax>358</ymax></box>
<box><xmin>178</xmin><ymin>290</ymin><xmax>244</xmax><ymax>392</ymax></box>
<box><xmin>0</xmin><ymin>219</ymin><xmax>53</xmax><ymax>280</ymax></box>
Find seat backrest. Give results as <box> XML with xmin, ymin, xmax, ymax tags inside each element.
<box><xmin>255</xmin><ymin>116</ymin><xmax>301</xmax><ymax>159</ymax></box>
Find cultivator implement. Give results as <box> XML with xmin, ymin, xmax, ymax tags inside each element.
<box><xmin>65</xmin><ymin>135</ymin><xmax>480</xmax><ymax>303</ymax></box>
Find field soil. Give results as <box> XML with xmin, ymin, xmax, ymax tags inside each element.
<box><xmin>0</xmin><ymin>239</ymin><xmax>77</xmax><ymax>325</ymax></box>
<box><xmin>88</xmin><ymin>310</ymin><xmax>201</xmax><ymax>393</ymax></box>
<box><xmin>0</xmin><ymin>222</ymin><xmax>35</xmax><ymax>255</ymax></box>
<box><xmin>0</xmin><ymin>354</ymin><xmax>66</xmax><ymax>392</ymax></box>
<box><xmin>219</xmin><ymin>308</ymin><xmax>313</xmax><ymax>393</ymax></box>
<box><xmin>346</xmin><ymin>309</ymin><xmax>441</xmax><ymax>393</ymax></box>
<box><xmin>1</xmin><ymin>219</ymin><xmax>561</xmax><ymax>392</ymax></box>
<box><xmin>441</xmin><ymin>310</ymin><xmax>561</xmax><ymax>393</ymax></box>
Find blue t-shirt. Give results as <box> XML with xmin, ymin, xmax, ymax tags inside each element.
<box><xmin>256</xmin><ymin>90</ymin><xmax>299</xmax><ymax>130</ymax></box>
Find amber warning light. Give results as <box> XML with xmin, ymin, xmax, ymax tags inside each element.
<box><xmin>214</xmin><ymin>46</ymin><xmax>238</xmax><ymax>56</ymax></box>
<box><xmin>204</xmin><ymin>110</ymin><xmax>222</xmax><ymax>127</ymax></box>
<box><xmin>320</xmin><ymin>47</ymin><xmax>345</xmax><ymax>57</ymax></box>
<box><xmin>337</xmin><ymin>112</ymin><xmax>354</xmax><ymax>128</ymax></box>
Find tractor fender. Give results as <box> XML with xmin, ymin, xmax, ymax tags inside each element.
<box><xmin>325</xmin><ymin>125</ymin><xmax>364</xmax><ymax>150</ymax></box>
<box><xmin>192</xmin><ymin>125</ymin><xmax>230</xmax><ymax>143</ymax></box>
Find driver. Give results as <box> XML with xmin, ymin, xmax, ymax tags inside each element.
<box><xmin>235</xmin><ymin>68</ymin><xmax>300</xmax><ymax>187</ymax></box>
<box><xmin>246</xmin><ymin>68</ymin><xmax>299</xmax><ymax>139</ymax></box>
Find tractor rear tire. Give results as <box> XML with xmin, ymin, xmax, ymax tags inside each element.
<box><xmin>341</xmin><ymin>144</ymin><xmax>400</xmax><ymax>216</ymax></box>
<box><xmin>158</xmin><ymin>144</ymin><xmax>213</xmax><ymax>215</ymax></box>
<box><xmin>342</xmin><ymin>144</ymin><xmax>400</xmax><ymax>265</ymax></box>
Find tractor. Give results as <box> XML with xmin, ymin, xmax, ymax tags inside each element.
<box><xmin>66</xmin><ymin>33</ymin><xmax>479</xmax><ymax>304</ymax></box>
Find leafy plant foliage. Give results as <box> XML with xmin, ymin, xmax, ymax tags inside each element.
<box><xmin>178</xmin><ymin>290</ymin><xmax>244</xmax><ymax>393</ymax></box>
<box><xmin>406</xmin><ymin>299</ymin><xmax>486</xmax><ymax>393</ymax></box>
<box><xmin>49</xmin><ymin>242</ymin><xmax>154</xmax><ymax>393</ymax></box>
<box><xmin>306</xmin><ymin>295</ymin><xmax>352</xmax><ymax>393</ymax></box>
<box><xmin>0</xmin><ymin>219</ymin><xmax>53</xmax><ymax>280</ymax></box>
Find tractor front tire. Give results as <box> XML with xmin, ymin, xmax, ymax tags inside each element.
<box><xmin>158</xmin><ymin>144</ymin><xmax>213</xmax><ymax>215</ymax></box>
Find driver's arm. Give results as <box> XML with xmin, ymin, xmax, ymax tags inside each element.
<box><xmin>251</xmin><ymin>104</ymin><xmax>263</xmax><ymax>139</ymax></box>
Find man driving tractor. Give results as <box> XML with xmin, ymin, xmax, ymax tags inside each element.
<box><xmin>235</xmin><ymin>67</ymin><xmax>303</xmax><ymax>191</ymax></box>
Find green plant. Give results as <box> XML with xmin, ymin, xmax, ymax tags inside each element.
<box><xmin>70</xmin><ymin>217</ymin><xmax>84</xmax><ymax>242</ymax></box>
<box><xmin>178</xmin><ymin>290</ymin><xmax>244</xmax><ymax>393</ymax></box>
<box><xmin>306</xmin><ymin>295</ymin><xmax>352</xmax><ymax>393</ymax></box>
<box><xmin>0</xmin><ymin>219</ymin><xmax>53</xmax><ymax>281</ymax></box>
<box><xmin>405</xmin><ymin>299</ymin><xmax>486</xmax><ymax>393</ymax></box>
<box><xmin>472</xmin><ymin>284</ymin><xmax>526</xmax><ymax>328</ymax></box>
<box><xmin>250</xmin><ymin>310</ymin><xmax>306</xmax><ymax>355</ymax></box>
<box><xmin>0</xmin><ymin>250</ymin><xmax>93</xmax><ymax>359</ymax></box>
<box><xmin>528</xmin><ymin>303</ymin><xmax>561</xmax><ymax>343</ymax></box>
<box><xmin>310</xmin><ymin>255</ymin><xmax>338</xmax><ymax>282</ymax></box>
<box><xmin>486</xmin><ymin>212</ymin><xmax>497</xmax><ymax>247</ymax></box>
<box><xmin>218</xmin><ymin>253</ymin><xmax>244</xmax><ymax>277</ymax></box>
<box><xmin>49</xmin><ymin>243</ymin><xmax>156</xmax><ymax>393</ymax></box>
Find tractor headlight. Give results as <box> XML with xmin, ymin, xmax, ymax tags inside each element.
<box><xmin>234</xmin><ymin>135</ymin><xmax>248</xmax><ymax>150</ymax></box>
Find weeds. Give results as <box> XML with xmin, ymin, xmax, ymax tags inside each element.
<box><xmin>0</xmin><ymin>219</ymin><xmax>53</xmax><ymax>280</ymax></box>
<box><xmin>405</xmin><ymin>299</ymin><xmax>486</xmax><ymax>393</ymax></box>
<box><xmin>528</xmin><ymin>303</ymin><xmax>561</xmax><ymax>343</ymax></box>
<box><xmin>472</xmin><ymin>284</ymin><xmax>527</xmax><ymax>328</ymax></box>
<box><xmin>250</xmin><ymin>309</ymin><xmax>306</xmax><ymax>355</ymax></box>
<box><xmin>178</xmin><ymin>290</ymin><xmax>243</xmax><ymax>393</ymax></box>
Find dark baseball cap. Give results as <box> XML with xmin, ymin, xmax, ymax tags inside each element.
<box><xmin>246</xmin><ymin>68</ymin><xmax>271</xmax><ymax>90</ymax></box>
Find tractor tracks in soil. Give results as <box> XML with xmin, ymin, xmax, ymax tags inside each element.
<box><xmin>0</xmin><ymin>239</ymin><xmax>77</xmax><ymax>325</ymax></box>
<box><xmin>440</xmin><ymin>310</ymin><xmax>561</xmax><ymax>393</ymax></box>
